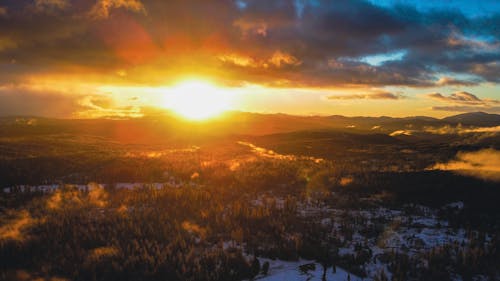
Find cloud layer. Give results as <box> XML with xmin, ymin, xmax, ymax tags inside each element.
<box><xmin>1</xmin><ymin>0</ymin><xmax>500</xmax><ymax>88</ymax></box>
<box><xmin>328</xmin><ymin>90</ymin><xmax>403</xmax><ymax>100</ymax></box>
<box><xmin>426</xmin><ymin>91</ymin><xmax>500</xmax><ymax>113</ymax></box>
<box><xmin>0</xmin><ymin>0</ymin><xmax>500</xmax><ymax>117</ymax></box>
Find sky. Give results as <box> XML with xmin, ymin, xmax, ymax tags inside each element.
<box><xmin>0</xmin><ymin>0</ymin><xmax>499</xmax><ymax>118</ymax></box>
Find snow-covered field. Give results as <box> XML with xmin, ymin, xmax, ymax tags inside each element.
<box><xmin>2</xmin><ymin>181</ymin><xmax>197</xmax><ymax>193</ymax></box>
<box><xmin>254</xmin><ymin>259</ymin><xmax>363</xmax><ymax>281</ymax></box>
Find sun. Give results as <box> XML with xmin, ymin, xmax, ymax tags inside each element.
<box><xmin>164</xmin><ymin>80</ymin><xmax>232</xmax><ymax>120</ymax></box>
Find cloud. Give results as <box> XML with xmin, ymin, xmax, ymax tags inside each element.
<box><xmin>1</xmin><ymin>0</ymin><xmax>500</xmax><ymax>90</ymax></box>
<box><xmin>218</xmin><ymin>50</ymin><xmax>301</xmax><ymax>69</ymax></box>
<box><xmin>234</xmin><ymin>18</ymin><xmax>269</xmax><ymax>37</ymax></box>
<box><xmin>218</xmin><ymin>53</ymin><xmax>259</xmax><ymax>67</ymax></box>
<box><xmin>446</xmin><ymin>30</ymin><xmax>500</xmax><ymax>51</ymax></box>
<box><xmin>427</xmin><ymin>91</ymin><xmax>487</xmax><ymax>105</ymax></box>
<box><xmin>430</xmin><ymin>149</ymin><xmax>500</xmax><ymax>182</ymax></box>
<box><xmin>427</xmin><ymin>91</ymin><xmax>500</xmax><ymax>113</ymax></box>
<box><xmin>435</xmin><ymin>76</ymin><xmax>478</xmax><ymax>86</ymax></box>
<box><xmin>34</xmin><ymin>0</ymin><xmax>69</xmax><ymax>13</ymax></box>
<box><xmin>269</xmin><ymin>50</ymin><xmax>302</xmax><ymax>67</ymax></box>
<box><xmin>89</xmin><ymin>0</ymin><xmax>146</xmax><ymax>19</ymax></box>
<box><xmin>328</xmin><ymin>91</ymin><xmax>403</xmax><ymax>100</ymax></box>
<box><xmin>389</xmin><ymin>129</ymin><xmax>414</xmax><ymax>136</ymax></box>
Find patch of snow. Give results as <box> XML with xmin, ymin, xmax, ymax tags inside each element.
<box><xmin>255</xmin><ymin>258</ymin><xmax>365</xmax><ymax>281</ymax></box>
<box><xmin>444</xmin><ymin>201</ymin><xmax>465</xmax><ymax>210</ymax></box>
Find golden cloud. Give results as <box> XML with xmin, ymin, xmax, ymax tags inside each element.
<box><xmin>269</xmin><ymin>51</ymin><xmax>302</xmax><ymax>67</ymax></box>
<box><xmin>89</xmin><ymin>0</ymin><xmax>146</xmax><ymax>19</ymax></box>
<box><xmin>219</xmin><ymin>51</ymin><xmax>301</xmax><ymax>68</ymax></box>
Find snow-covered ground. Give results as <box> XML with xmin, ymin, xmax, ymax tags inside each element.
<box><xmin>254</xmin><ymin>258</ymin><xmax>364</xmax><ymax>281</ymax></box>
<box><xmin>248</xmin><ymin>195</ymin><xmax>489</xmax><ymax>280</ymax></box>
<box><xmin>2</xmin><ymin>180</ymin><xmax>199</xmax><ymax>193</ymax></box>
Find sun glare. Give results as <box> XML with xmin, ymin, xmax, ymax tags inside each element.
<box><xmin>165</xmin><ymin>80</ymin><xmax>232</xmax><ymax>120</ymax></box>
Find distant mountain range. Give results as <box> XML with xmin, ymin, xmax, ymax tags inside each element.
<box><xmin>215</xmin><ymin>111</ymin><xmax>500</xmax><ymax>134</ymax></box>
<box><xmin>442</xmin><ymin>112</ymin><xmax>500</xmax><ymax>127</ymax></box>
<box><xmin>0</xmin><ymin>112</ymin><xmax>499</xmax><ymax>142</ymax></box>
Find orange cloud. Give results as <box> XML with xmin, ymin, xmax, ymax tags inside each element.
<box><xmin>89</xmin><ymin>0</ymin><xmax>146</xmax><ymax>19</ymax></box>
<box><xmin>219</xmin><ymin>51</ymin><xmax>301</xmax><ymax>69</ymax></box>
<box><xmin>328</xmin><ymin>90</ymin><xmax>403</xmax><ymax>100</ymax></box>
<box><xmin>269</xmin><ymin>51</ymin><xmax>301</xmax><ymax>67</ymax></box>
<box><xmin>218</xmin><ymin>53</ymin><xmax>258</xmax><ymax>67</ymax></box>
